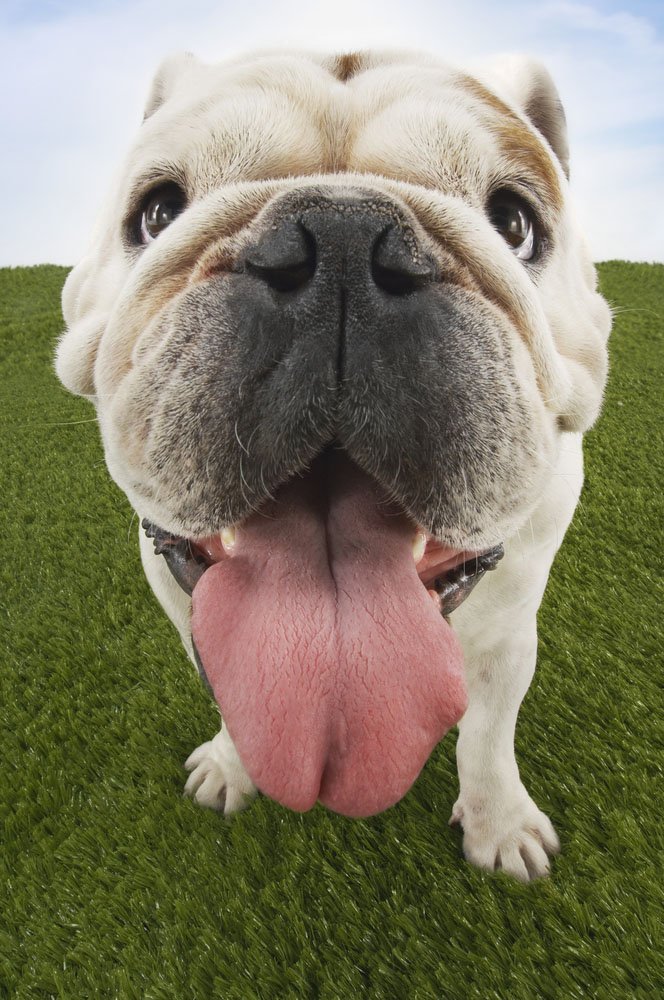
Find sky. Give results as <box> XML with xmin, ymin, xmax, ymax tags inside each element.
<box><xmin>1</xmin><ymin>0</ymin><xmax>663</xmax><ymax>266</ymax></box>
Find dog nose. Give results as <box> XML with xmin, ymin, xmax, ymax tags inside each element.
<box><xmin>244</xmin><ymin>199</ymin><xmax>435</xmax><ymax>296</ymax></box>
<box><xmin>245</xmin><ymin>220</ymin><xmax>317</xmax><ymax>293</ymax></box>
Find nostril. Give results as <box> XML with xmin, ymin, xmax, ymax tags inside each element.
<box><xmin>245</xmin><ymin>221</ymin><xmax>316</xmax><ymax>293</ymax></box>
<box><xmin>371</xmin><ymin>224</ymin><xmax>434</xmax><ymax>295</ymax></box>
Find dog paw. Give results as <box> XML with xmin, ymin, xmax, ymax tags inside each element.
<box><xmin>450</xmin><ymin>789</ymin><xmax>560</xmax><ymax>882</ymax></box>
<box><xmin>184</xmin><ymin>729</ymin><xmax>257</xmax><ymax>815</ymax></box>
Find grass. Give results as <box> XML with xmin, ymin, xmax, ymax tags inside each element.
<box><xmin>1</xmin><ymin>261</ymin><xmax>662</xmax><ymax>999</ymax></box>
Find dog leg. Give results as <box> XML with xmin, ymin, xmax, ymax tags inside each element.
<box><xmin>450</xmin><ymin>626</ymin><xmax>560</xmax><ymax>881</ymax></box>
<box><xmin>184</xmin><ymin>724</ymin><xmax>258</xmax><ymax>814</ymax></box>
<box><xmin>449</xmin><ymin>435</ymin><xmax>583</xmax><ymax>879</ymax></box>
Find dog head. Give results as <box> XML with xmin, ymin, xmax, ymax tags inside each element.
<box><xmin>56</xmin><ymin>50</ymin><xmax>610</xmax><ymax>816</ymax></box>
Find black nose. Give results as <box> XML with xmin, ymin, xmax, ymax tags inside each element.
<box><xmin>245</xmin><ymin>220</ymin><xmax>317</xmax><ymax>293</ymax></box>
<box><xmin>243</xmin><ymin>197</ymin><xmax>435</xmax><ymax>297</ymax></box>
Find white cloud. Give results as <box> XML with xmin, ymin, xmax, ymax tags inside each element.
<box><xmin>1</xmin><ymin>0</ymin><xmax>662</xmax><ymax>264</ymax></box>
<box><xmin>527</xmin><ymin>3</ymin><xmax>664</xmax><ymax>131</ymax></box>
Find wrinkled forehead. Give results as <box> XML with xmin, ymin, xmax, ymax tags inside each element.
<box><xmin>124</xmin><ymin>52</ymin><xmax>561</xmax><ymax>212</ymax></box>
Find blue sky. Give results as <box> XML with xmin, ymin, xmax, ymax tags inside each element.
<box><xmin>1</xmin><ymin>0</ymin><xmax>663</xmax><ymax>264</ymax></box>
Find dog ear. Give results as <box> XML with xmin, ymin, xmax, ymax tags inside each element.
<box><xmin>473</xmin><ymin>55</ymin><xmax>570</xmax><ymax>178</ymax></box>
<box><xmin>143</xmin><ymin>51</ymin><xmax>199</xmax><ymax>120</ymax></box>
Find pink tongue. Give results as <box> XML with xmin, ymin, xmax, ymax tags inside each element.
<box><xmin>191</xmin><ymin>456</ymin><xmax>467</xmax><ymax>817</ymax></box>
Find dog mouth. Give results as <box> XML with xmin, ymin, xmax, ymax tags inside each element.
<box><xmin>142</xmin><ymin>521</ymin><xmax>503</xmax><ymax>617</ymax></box>
<box><xmin>143</xmin><ymin>451</ymin><xmax>503</xmax><ymax>817</ymax></box>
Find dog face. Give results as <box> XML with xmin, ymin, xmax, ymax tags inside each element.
<box><xmin>58</xmin><ymin>49</ymin><xmax>608</xmax><ymax>547</ymax></box>
<box><xmin>56</xmin><ymin>50</ymin><xmax>611</xmax><ymax>819</ymax></box>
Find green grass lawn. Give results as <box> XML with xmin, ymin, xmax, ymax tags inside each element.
<box><xmin>1</xmin><ymin>262</ymin><xmax>662</xmax><ymax>999</ymax></box>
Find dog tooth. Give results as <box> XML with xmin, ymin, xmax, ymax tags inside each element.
<box><xmin>412</xmin><ymin>530</ymin><xmax>427</xmax><ymax>564</ymax></box>
<box><xmin>220</xmin><ymin>526</ymin><xmax>237</xmax><ymax>552</ymax></box>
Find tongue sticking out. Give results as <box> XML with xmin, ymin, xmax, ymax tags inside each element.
<box><xmin>191</xmin><ymin>454</ymin><xmax>467</xmax><ymax>818</ymax></box>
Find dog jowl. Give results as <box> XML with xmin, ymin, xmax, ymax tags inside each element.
<box><xmin>56</xmin><ymin>50</ymin><xmax>610</xmax><ymax>880</ymax></box>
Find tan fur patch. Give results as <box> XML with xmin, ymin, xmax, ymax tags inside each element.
<box><xmin>331</xmin><ymin>52</ymin><xmax>365</xmax><ymax>82</ymax></box>
<box><xmin>459</xmin><ymin>75</ymin><xmax>562</xmax><ymax>212</ymax></box>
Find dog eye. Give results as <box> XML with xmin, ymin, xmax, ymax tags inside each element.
<box><xmin>488</xmin><ymin>193</ymin><xmax>537</xmax><ymax>261</ymax></box>
<box><xmin>139</xmin><ymin>183</ymin><xmax>187</xmax><ymax>242</ymax></box>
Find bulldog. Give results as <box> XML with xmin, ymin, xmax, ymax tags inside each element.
<box><xmin>56</xmin><ymin>48</ymin><xmax>610</xmax><ymax>881</ymax></box>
